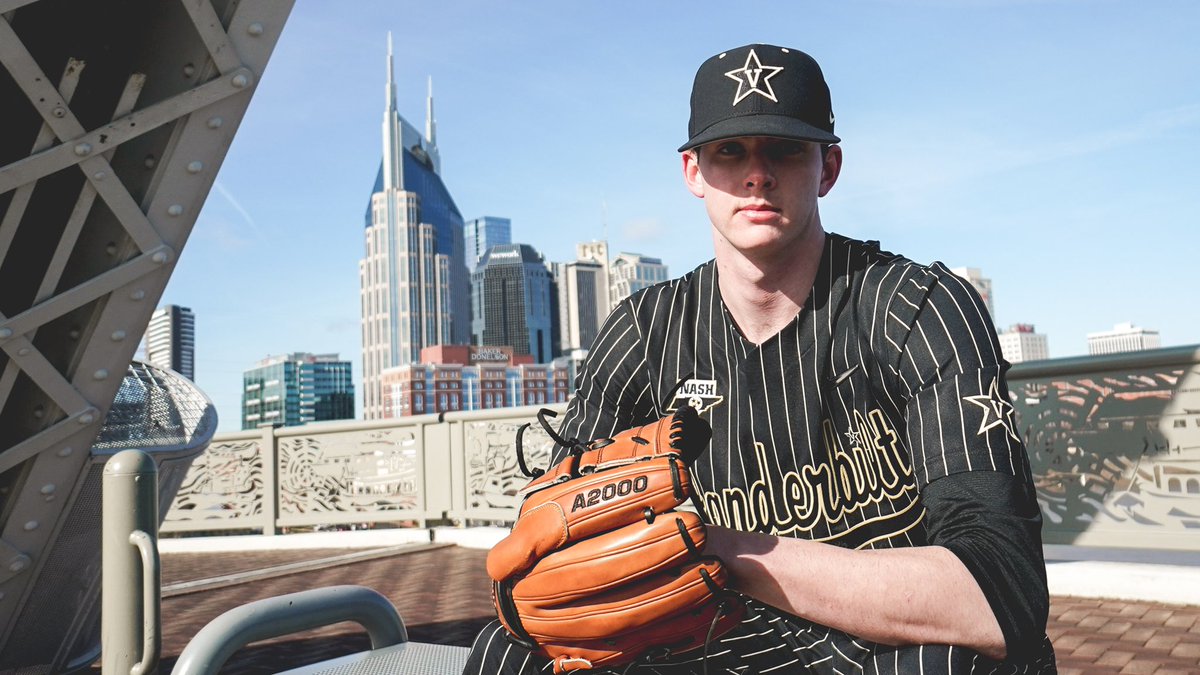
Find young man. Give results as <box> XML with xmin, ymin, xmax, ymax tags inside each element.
<box><xmin>464</xmin><ymin>43</ymin><xmax>1055</xmax><ymax>673</ymax></box>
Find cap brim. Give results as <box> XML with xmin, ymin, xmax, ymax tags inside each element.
<box><xmin>678</xmin><ymin>114</ymin><xmax>840</xmax><ymax>152</ymax></box>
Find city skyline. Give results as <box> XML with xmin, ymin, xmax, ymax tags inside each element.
<box><xmin>159</xmin><ymin>2</ymin><xmax>1200</xmax><ymax>432</ymax></box>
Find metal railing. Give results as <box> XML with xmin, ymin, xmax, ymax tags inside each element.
<box><xmin>1007</xmin><ymin>344</ymin><xmax>1200</xmax><ymax>550</ymax></box>
<box><xmin>162</xmin><ymin>405</ymin><xmax>563</xmax><ymax>534</ymax></box>
<box><xmin>165</xmin><ymin>345</ymin><xmax>1200</xmax><ymax>551</ymax></box>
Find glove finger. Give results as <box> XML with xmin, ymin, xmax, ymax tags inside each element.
<box><xmin>581</xmin><ymin>405</ymin><xmax>711</xmax><ymax>473</ymax></box>
<box><xmin>487</xmin><ymin>458</ymin><xmax>691</xmax><ymax>582</ymax></box>
<box><xmin>540</xmin><ymin>598</ymin><xmax>745</xmax><ymax>673</ymax></box>
<box><xmin>514</xmin><ymin>512</ymin><xmax>706</xmax><ymax>605</ymax></box>
<box><xmin>517</xmin><ymin>558</ymin><xmax>730</xmax><ymax>641</ymax></box>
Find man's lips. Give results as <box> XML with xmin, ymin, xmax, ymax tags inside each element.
<box><xmin>736</xmin><ymin>203</ymin><xmax>781</xmax><ymax>222</ymax></box>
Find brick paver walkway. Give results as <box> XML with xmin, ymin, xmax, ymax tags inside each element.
<box><xmin>151</xmin><ymin>545</ymin><xmax>1200</xmax><ymax>674</ymax></box>
<box><xmin>1049</xmin><ymin>596</ymin><xmax>1200</xmax><ymax>674</ymax></box>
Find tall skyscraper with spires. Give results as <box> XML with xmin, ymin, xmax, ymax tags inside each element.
<box><xmin>360</xmin><ymin>35</ymin><xmax>469</xmax><ymax>419</ymax></box>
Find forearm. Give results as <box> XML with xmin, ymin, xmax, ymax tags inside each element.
<box><xmin>706</xmin><ymin>526</ymin><xmax>1006</xmax><ymax>660</ymax></box>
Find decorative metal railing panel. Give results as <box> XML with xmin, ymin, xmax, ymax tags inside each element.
<box><xmin>463</xmin><ymin>417</ymin><xmax>554</xmax><ymax>513</ymax></box>
<box><xmin>277</xmin><ymin>427</ymin><xmax>421</xmax><ymax>522</ymax></box>
<box><xmin>162</xmin><ymin>405</ymin><xmax>564</xmax><ymax>533</ymax></box>
<box><xmin>166</xmin><ymin>434</ymin><xmax>264</xmax><ymax>529</ymax></box>
<box><xmin>1009</xmin><ymin>346</ymin><xmax>1200</xmax><ymax>549</ymax></box>
<box><xmin>164</xmin><ymin>347</ymin><xmax>1200</xmax><ymax>551</ymax></box>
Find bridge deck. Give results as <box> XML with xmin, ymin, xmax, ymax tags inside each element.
<box><xmin>111</xmin><ymin>543</ymin><xmax>1200</xmax><ymax>675</ymax></box>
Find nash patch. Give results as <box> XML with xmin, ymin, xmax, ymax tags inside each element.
<box><xmin>668</xmin><ymin>378</ymin><xmax>725</xmax><ymax>415</ymax></box>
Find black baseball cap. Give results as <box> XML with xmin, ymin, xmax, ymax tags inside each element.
<box><xmin>679</xmin><ymin>44</ymin><xmax>840</xmax><ymax>152</ymax></box>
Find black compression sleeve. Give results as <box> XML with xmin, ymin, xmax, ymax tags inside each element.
<box><xmin>920</xmin><ymin>471</ymin><xmax>1049</xmax><ymax>663</ymax></box>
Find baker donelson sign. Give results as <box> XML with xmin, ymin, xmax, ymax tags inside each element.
<box><xmin>471</xmin><ymin>348</ymin><xmax>509</xmax><ymax>363</ymax></box>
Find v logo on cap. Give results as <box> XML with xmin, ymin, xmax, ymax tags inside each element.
<box><xmin>679</xmin><ymin>44</ymin><xmax>841</xmax><ymax>152</ymax></box>
<box><xmin>724</xmin><ymin>49</ymin><xmax>784</xmax><ymax>105</ymax></box>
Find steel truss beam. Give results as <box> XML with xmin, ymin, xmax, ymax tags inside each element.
<box><xmin>0</xmin><ymin>0</ymin><xmax>294</xmax><ymax>668</ymax></box>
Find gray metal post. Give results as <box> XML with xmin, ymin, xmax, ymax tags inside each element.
<box><xmin>259</xmin><ymin>423</ymin><xmax>278</xmax><ymax>535</ymax></box>
<box><xmin>102</xmin><ymin>450</ymin><xmax>161</xmax><ymax>675</ymax></box>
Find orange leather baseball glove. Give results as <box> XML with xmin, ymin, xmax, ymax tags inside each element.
<box><xmin>486</xmin><ymin>405</ymin><xmax>743</xmax><ymax>673</ymax></box>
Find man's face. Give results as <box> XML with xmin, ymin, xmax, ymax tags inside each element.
<box><xmin>682</xmin><ymin>136</ymin><xmax>841</xmax><ymax>258</ymax></box>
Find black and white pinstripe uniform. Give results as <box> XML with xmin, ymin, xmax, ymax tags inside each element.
<box><xmin>465</xmin><ymin>233</ymin><xmax>1056</xmax><ymax>674</ymax></box>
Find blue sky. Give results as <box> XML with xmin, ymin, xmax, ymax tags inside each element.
<box><xmin>163</xmin><ymin>1</ymin><xmax>1200</xmax><ymax>432</ymax></box>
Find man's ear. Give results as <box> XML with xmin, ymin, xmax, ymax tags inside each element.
<box><xmin>818</xmin><ymin>144</ymin><xmax>842</xmax><ymax>197</ymax></box>
<box><xmin>682</xmin><ymin>151</ymin><xmax>705</xmax><ymax>198</ymax></box>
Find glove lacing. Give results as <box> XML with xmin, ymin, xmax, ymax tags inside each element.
<box><xmin>517</xmin><ymin>374</ymin><xmax>703</xmax><ymax>480</ymax></box>
<box><xmin>516</xmin><ymin>407</ymin><xmax>600</xmax><ymax>479</ymax></box>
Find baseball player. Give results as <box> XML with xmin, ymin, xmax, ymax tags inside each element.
<box><xmin>466</xmin><ymin>43</ymin><xmax>1055</xmax><ymax>673</ymax></box>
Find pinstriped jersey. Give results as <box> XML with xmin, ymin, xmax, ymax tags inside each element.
<box><xmin>543</xmin><ymin>232</ymin><xmax>1056</xmax><ymax>673</ymax></box>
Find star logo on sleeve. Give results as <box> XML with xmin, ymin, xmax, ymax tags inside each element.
<box><xmin>725</xmin><ymin>49</ymin><xmax>784</xmax><ymax>105</ymax></box>
<box><xmin>963</xmin><ymin>377</ymin><xmax>1020</xmax><ymax>441</ymax></box>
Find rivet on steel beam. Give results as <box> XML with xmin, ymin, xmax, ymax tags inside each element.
<box><xmin>130</xmin><ymin>290</ymin><xmax>146</xmax><ymax>300</ymax></box>
<box><xmin>41</xmin><ymin>484</ymin><xmax>55</xmax><ymax>496</ymax></box>
<box><xmin>79</xmin><ymin>411</ymin><xmax>96</xmax><ymax>425</ymax></box>
<box><xmin>32</xmin><ymin>405</ymin><xmax>44</xmax><ymax>419</ymax></box>
<box><xmin>144</xmin><ymin>155</ymin><xmax>157</xmax><ymax>169</ymax></box>
<box><xmin>208</xmin><ymin>116</ymin><xmax>224</xmax><ymax>129</ymax></box>
<box><xmin>17</xmin><ymin>347</ymin><xmax>29</xmax><ymax>356</ymax></box>
<box><xmin>187</xmin><ymin>161</ymin><xmax>204</xmax><ymax>173</ymax></box>
<box><xmin>167</xmin><ymin>204</ymin><xmax>184</xmax><ymax>216</ymax></box>
<box><xmin>23</xmin><ymin>521</ymin><xmax>38</xmax><ymax>532</ymax></box>
<box><xmin>74</xmin><ymin>142</ymin><xmax>92</xmax><ymax>156</ymax></box>
<box><xmin>57</xmin><ymin>446</ymin><xmax>74</xmax><ymax>457</ymax></box>
<box><xmin>231</xmin><ymin>74</ymin><xmax>249</xmax><ymax>88</ymax></box>
<box><xmin>52</xmin><ymin>106</ymin><xmax>66</xmax><ymax>118</ymax></box>
<box><xmin>8</xmin><ymin>556</ymin><xmax>29</xmax><ymax>573</ymax></box>
<box><xmin>93</xmin><ymin>369</ymin><xmax>109</xmax><ymax>380</ymax></box>
<box><xmin>247</xmin><ymin>22</ymin><xmax>264</xmax><ymax>36</ymax></box>
<box><xmin>68</xmin><ymin>328</ymin><xmax>81</xmax><ymax>339</ymax></box>
<box><xmin>183</xmin><ymin>63</ymin><xmax>196</xmax><ymax>78</ymax></box>
<box><xmin>111</xmin><ymin>330</ymin><xmax>126</xmax><ymax>341</ymax></box>
<box><xmin>152</xmin><ymin>250</ymin><xmax>170</xmax><ymax>264</ymax></box>
<box><xmin>0</xmin><ymin>328</ymin><xmax>11</xmax><ymax>339</ymax></box>
<box><xmin>93</xmin><ymin>171</ymin><xmax>106</xmax><ymax>181</ymax></box>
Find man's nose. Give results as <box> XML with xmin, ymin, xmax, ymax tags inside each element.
<box><xmin>744</xmin><ymin>155</ymin><xmax>775</xmax><ymax>190</ymax></box>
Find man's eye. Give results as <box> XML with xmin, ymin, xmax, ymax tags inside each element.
<box><xmin>768</xmin><ymin>142</ymin><xmax>806</xmax><ymax>159</ymax></box>
<box><xmin>715</xmin><ymin>143</ymin><xmax>744</xmax><ymax>156</ymax></box>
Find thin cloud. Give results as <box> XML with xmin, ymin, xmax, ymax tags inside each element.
<box><xmin>841</xmin><ymin>102</ymin><xmax>1200</xmax><ymax>207</ymax></box>
<box><xmin>1037</xmin><ymin>103</ymin><xmax>1200</xmax><ymax>164</ymax></box>
<box><xmin>212</xmin><ymin>180</ymin><xmax>268</xmax><ymax>244</ymax></box>
<box><xmin>196</xmin><ymin>215</ymin><xmax>254</xmax><ymax>250</ymax></box>
<box><xmin>620</xmin><ymin>217</ymin><xmax>666</xmax><ymax>244</ymax></box>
